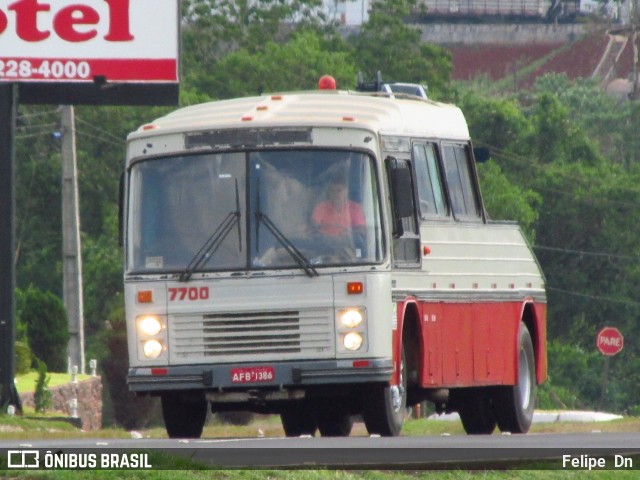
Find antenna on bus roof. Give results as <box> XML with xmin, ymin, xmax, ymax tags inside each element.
<box><xmin>356</xmin><ymin>71</ymin><xmax>384</xmax><ymax>93</ymax></box>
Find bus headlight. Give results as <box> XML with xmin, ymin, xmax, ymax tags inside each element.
<box><xmin>136</xmin><ymin>314</ymin><xmax>167</xmax><ymax>362</ymax></box>
<box><xmin>336</xmin><ymin>308</ymin><xmax>367</xmax><ymax>353</ymax></box>
<box><xmin>339</xmin><ymin>309</ymin><xmax>363</xmax><ymax>328</ymax></box>
<box><xmin>143</xmin><ymin>340</ymin><xmax>163</xmax><ymax>359</ymax></box>
<box><xmin>137</xmin><ymin>315</ymin><xmax>162</xmax><ymax>336</ymax></box>
<box><xmin>343</xmin><ymin>332</ymin><xmax>363</xmax><ymax>351</ymax></box>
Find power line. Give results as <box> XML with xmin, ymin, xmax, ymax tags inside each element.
<box><xmin>547</xmin><ymin>286</ymin><xmax>640</xmax><ymax>307</ymax></box>
<box><xmin>476</xmin><ymin>143</ymin><xmax>640</xmax><ymax>213</ymax></box>
<box><xmin>75</xmin><ymin>115</ymin><xmax>124</xmax><ymax>143</ymax></box>
<box><xmin>533</xmin><ymin>244</ymin><xmax>638</xmax><ymax>261</ymax></box>
<box><xmin>17</xmin><ymin>108</ymin><xmax>59</xmax><ymax>120</ymax></box>
<box><xmin>15</xmin><ymin>131</ymin><xmax>56</xmax><ymax>140</ymax></box>
<box><xmin>75</xmin><ymin>128</ymin><xmax>123</xmax><ymax>148</ymax></box>
<box><xmin>16</xmin><ymin>122</ymin><xmax>57</xmax><ymax>132</ymax></box>
<box><xmin>476</xmin><ymin>139</ymin><xmax>640</xmax><ymax>198</ymax></box>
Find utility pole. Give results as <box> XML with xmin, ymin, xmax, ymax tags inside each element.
<box><xmin>633</xmin><ymin>0</ymin><xmax>639</xmax><ymax>99</ymax></box>
<box><xmin>0</xmin><ymin>84</ymin><xmax>22</xmax><ymax>413</ymax></box>
<box><xmin>60</xmin><ymin>105</ymin><xmax>86</xmax><ymax>375</ymax></box>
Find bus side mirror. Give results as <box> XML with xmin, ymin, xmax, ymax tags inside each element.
<box><xmin>390</xmin><ymin>168</ymin><xmax>414</xmax><ymax>219</ymax></box>
<box><xmin>473</xmin><ymin>146</ymin><xmax>490</xmax><ymax>163</ymax></box>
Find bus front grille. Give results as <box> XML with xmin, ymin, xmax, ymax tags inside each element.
<box><xmin>169</xmin><ymin>309</ymin><xmax>335</xmax><ymax>363</ymax></box>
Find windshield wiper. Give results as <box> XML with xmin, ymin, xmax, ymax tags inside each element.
<box><xmin>180</xmin><ymin>180</ymin><xmax>242</xmax><ymax>282</ymax></box>
<box><xmin>255</xmin><ymin>178</ymin><xmax>318</xmax><ymax>278</ymax></box>
<box><xmin>256</xmin><ymin>212</ymin><xmax>319</xmax><ymax>277</ymax></box>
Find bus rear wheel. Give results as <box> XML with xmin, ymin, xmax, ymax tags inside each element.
<box><xmin>363</xmin><ymin>348</ymin><xmax>407</xmax><ymax>436</ymax></box>
<box><xmin>161</xmin><ymin>393</ymin><xmax>208</xmax><ymax>439</ymax></box>
<box><xmin>492</xmin><ymin>323</ymin><xmax>536</xmax><ymax>433</ymax></box>
<box><xmin>315</xmin><ymin>403</ymin><xmax>353</xmax><ymax>437</ymax></box>
<box><xmin>457</xmin><ymin>389</ymin><xmax>497</xmax><ymax>435</ymax></box>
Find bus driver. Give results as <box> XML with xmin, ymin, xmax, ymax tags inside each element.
<box><xmin>312</xmin><ymin>176</ymin><xmax>365</xmax><ymax>236</ymax></box>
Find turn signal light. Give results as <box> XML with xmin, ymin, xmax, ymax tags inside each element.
<box><xmin>347</xmin><ymin>282</ymin><xmax>363</xmax><ymax>295</ymax></box>
<box><xmin>137</xmin><ymin>290</ymin><xmax>153</xmax><ymax>303</ymax></box>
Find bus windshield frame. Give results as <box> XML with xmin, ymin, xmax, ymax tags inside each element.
<box><xmin>126</xmin><ymin>148</ymin><xmax>385</xmax><ymax>275</ymax></box>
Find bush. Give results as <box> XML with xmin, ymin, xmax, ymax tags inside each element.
<box><xmin>33</xmin><ymin>359</ymin><xmax>52</xmax><ymax>414</ymax></box>
<box><xmin>539</xmin><ymin>339</ymin><xmax>604</xmax><ymax>411</ymax></box>
<box><xmin>14</xmin><ymin>341</ymin><xmax>33</xmax><ymax>375</ymax></box>
<box><xmin>16</xmin><ymin>285</ymin><xmax>69</xmax><ymax>372</ymax></box>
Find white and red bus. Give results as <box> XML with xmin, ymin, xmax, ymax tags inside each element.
<box><xmin>123</xmin><ymin>80</ymin><xmax>546</xmax><ymax>438</ymax></box>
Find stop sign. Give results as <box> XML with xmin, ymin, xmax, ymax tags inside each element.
<box><xmin>596</xmin><ymin>327</ymin><xmax>624</xmax><ymax>356</ymax></box>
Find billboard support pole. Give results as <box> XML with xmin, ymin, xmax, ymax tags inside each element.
<box><xmin>0</xmin><ymin>83</ymin><xmax>23</xmax><ymax>413</ymax></box>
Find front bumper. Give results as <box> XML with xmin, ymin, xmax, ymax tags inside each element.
<box><xmin>127</xmin><ymin>358</ymin><xmax>393</xmax><ymax>393</ymax></box>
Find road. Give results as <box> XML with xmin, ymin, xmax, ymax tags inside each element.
<box><xmin>2</xmin><ymin>433</ymin><xmax>640</xmax><ymax>469</ymax></box>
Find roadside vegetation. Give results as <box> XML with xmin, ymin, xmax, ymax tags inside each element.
<box><xmin>3</xmin><ymin>410</ymin><xmax>640</xmax><ymax>440</ymax></box>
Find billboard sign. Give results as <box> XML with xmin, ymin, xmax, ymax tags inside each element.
<box><xmin>0</xmin><ymin>0</ymin><xmax>178</xmax><ymax>84</ymax></box>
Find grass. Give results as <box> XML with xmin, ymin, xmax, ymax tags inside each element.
<box><xmin>1</xmin><ymin>465</ymin><xmax>639</xmax><ymax>479</ymax></box>
<box><xmin>14</xmin><ymin>372</ymin><xmax>92</xmax><ymax>393</ymax></box>
<box><xmin>3</xmin><ymin>409</ymin><xmax>640</xmax><ymax>440</ymax></box>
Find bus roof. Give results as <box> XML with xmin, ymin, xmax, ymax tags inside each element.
<box><xmin>129</xmin><ymin>90</ymin><xmax>470</xmax><ymax>142</ymax></box>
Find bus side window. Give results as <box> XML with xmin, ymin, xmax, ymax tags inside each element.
<box><xmin>412</xmin><ymin>142</ymin><xmax>448</xmax><ymax>219</ymax></box>
<box><xmin>442</xmin><ymin>144</ymin><xmax>481</xmax><ymax>220</ymax></box>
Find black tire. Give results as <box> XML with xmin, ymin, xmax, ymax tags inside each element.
<box><xmin>280</xmin><ymin>402</ymin><xmax>317</xmax><ymax>437</ymax></box>
<box><xmin>457</xmin><ymin>389</ymin><xmax>497</xmax><ymax>435</ymax></box>
<box><xmin>492</xmin><ymin>323</ymin><xmax>536</xmax><ymax>434</ymax></box>
<box><xmin>363</xmin><ymin>348</ymin><xmax>407</xmax><ymax>436</ymax></box>
<box><xmin>315</xmin><ymin>404</ymin><xmax>353</xmax><ymax>437</ymax></box>
<box><xmin>161</xmin><ymin>393</ymin><xmax>208</xmax><ymax>439</ymax></box>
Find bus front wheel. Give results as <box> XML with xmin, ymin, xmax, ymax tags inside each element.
<box><xmin>280</xmin><ymin>401</ymin><xmax>318</xmax><ymax>437</ymax></box>
<box><xmin>363</xmin><ymin>348</ymin><xmax>407</xmax><ymax>436</ymax></box>
<box><xmin>161</xmin><ymin>393</ymin><xmax>208</xmax><ymax>439</ymax></box>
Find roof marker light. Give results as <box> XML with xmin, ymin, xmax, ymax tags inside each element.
<box><xmin>318</xmin><ymin>75</ymin><xmax>337</xmax><ymax>90</ymax></box>
<box><xmin>241</xmin><ymin>116</ymin><xmax>253</xmax><ymax>121</ymax></box>
<box><xmin>142</xmin><ymin>124</ymin><xmax>157</xmax><ymax>131</ymax></box>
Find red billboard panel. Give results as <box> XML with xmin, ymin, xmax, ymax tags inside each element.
<box><xmin>0</xmin><ymin>0</ymin><xmax>179</xmax><ymax>104</ymax></box>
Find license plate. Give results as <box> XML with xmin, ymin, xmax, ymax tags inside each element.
<box><xmin>230</xmin><ymin>366</ymin><xmax>275</xmax><ymax>384</ymax></box>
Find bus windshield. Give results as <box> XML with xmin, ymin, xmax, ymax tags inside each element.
<box><xmin>127</xmin><ymin>149</ymin><xmax>384</xmax><ymax>274</ymax></box>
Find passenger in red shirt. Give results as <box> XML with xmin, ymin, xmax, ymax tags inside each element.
<box><xmin>312</xmin><ymin>178</ymin><xmax>365</xmax><ymax>237</ymax></box>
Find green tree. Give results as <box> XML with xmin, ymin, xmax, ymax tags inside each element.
<box><xmin>182</xmin><ymin>0</ymin><xmax>329</xmax><ymax>95</ymax></box>
<box><xmin>476</xmin><ymin>161</ymin><xmax>541</xmax><ymax>242</ymax></box>
<box><xmin>530</xmin><ymin>75</ymin><xmax>631</xmax><ymax>166</ymax></box>
<box><xmin>16</xmin><ymin>286</ymin><xmax>69</xmax><ymax>372</ymax></box>
<box><xmin>199</xmin><ymin>29</ymin><xmax>357</xmax><ymax>97</ymax></box>
<box><xmin>82</xmin><ymin>205</ymin><xmax>125</xmax><ymax>341</ymax></box>
<box><xmin>352</xmin><ymin>0</ymin><xmax>451</xmax><ymax>96</ymax></box>
<box><xmin>15</xmin><ymin>108</ymin><xmax>64</xmax><ymax>295</ymax></box>
<box><xmin>33</xmin><ymin>359</ymin><xmax>53</xmax><ymax>414</ymax></box>
<box><xmin>458</xmin><ymin>92</ymin><xmax>531</xmax><ymax>156</ymax></box>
